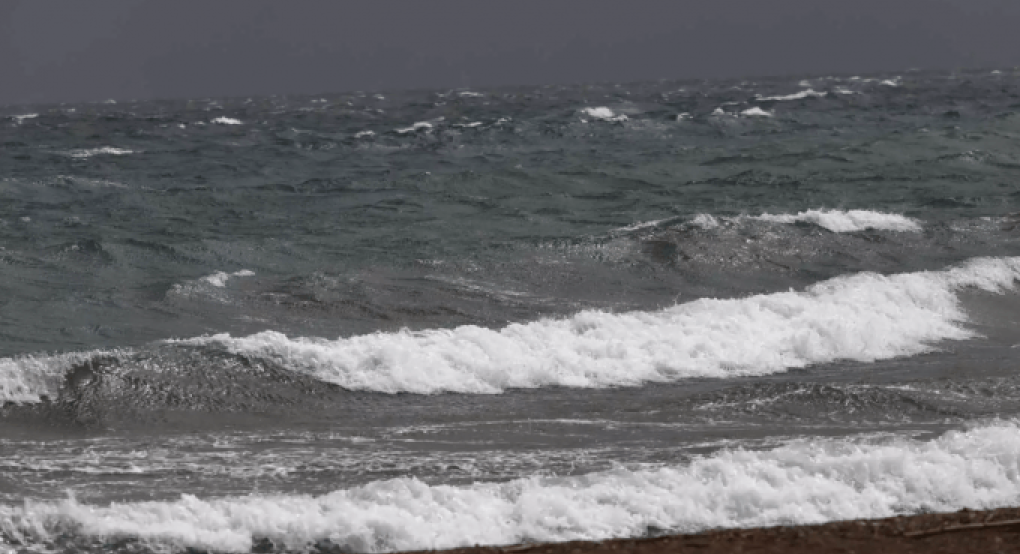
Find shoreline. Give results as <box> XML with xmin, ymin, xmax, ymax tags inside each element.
<box><xmin>397</xmin><ymin>507</ymin><xmax>1020</xmax><ymax>554</ymax></box>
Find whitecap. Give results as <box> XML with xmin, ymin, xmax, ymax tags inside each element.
<box><xmin>740</xmin><ymin>107</ymin><xmax>773</xmax><ymax>117</ymax></box>
<box><xmin>612</xmin><ymin>218</ymin><xmax>669</xmax><ymax>233</ymax></box>
<box><xmin>211</xmin><ymin>117</ymin><xmax>243</xmax><ymax>125</ymax></box>
<box><xmin>755</xmin><ymin>89</ymin><xmax>826</xmax><ymax>102</ymax></box>
<box><xmin>751</xmin><ymin>209</ymin><xmax>921</xmax><ymax>232</ymax></box>
<box><xmin>580</xmin><ymin>107</ymin><xmax>628</xmax><ymax>122</ymax></box>
<box><xmin>64</xmin><ymin>147</ymin><xmax>135</xmax><ymax>158</ymax></box>
<box><xmin>689</xmin><ymin>213</ymin><xmax>721</xmax><ymax>229</ymax></box>
<box><xmin>164</xmin><ymin>270</ymin><xmax>256</xmax><ymax>304</ymax></box>
<box><xmin>393</xmin><ymin>120</ymin><xmax>434</xmax><ymax>133</ymax></box>
<box><xmin>10</xmin><ymin>114</ymin><xmax>38</xmax><ymax>124</ymax></box>
<box><xmin>200</xmin><ymin>269</ymin><xmax>256</xmax><ymax>288</ymax></box>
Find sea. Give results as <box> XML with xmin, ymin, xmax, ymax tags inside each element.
<box><xmin>2</xmin><ymin>68</ymin><xmax>1020</xmax><ymax>553</ymax></box>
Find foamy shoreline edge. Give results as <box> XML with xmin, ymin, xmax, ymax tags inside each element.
<box><xmin>393</xmin><ymin>506</ymin><xmax>1020</xmax><ymax>554</ymax></box>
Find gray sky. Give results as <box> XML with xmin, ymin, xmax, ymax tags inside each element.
<box><xmin>2</xmin><ymin>0</ymin><xmax>1019</xmax><ymax>106</ymax></box>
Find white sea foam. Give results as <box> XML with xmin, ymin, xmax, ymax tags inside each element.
<box><xmin>689</xmin><ymin>213</ymin><xmax>721</xmax><ymax>229</ymax></box>
<box><xmin>355</xmin><ymin>130</ymin><xmax>376</xmax><ymax>138</ymax></box>
<box><xmin>164</xmin><ymin>270</ymin><xmax>256</xmax><ymax>304</ymax></box>
<box><xmin>755</xmin><ymin>89</ymin><xmax>827</xmax><ymax>102</ymax></box>
<box><xmin>9</xmin><ymin>114</ymin><xmax>38</xmax><ymax>124</ymax></box>
<box><xmin>211</xmin><ymin>117</ymin><xmax>243</xmax><ymax>125</ymax></box>
<box><xmin>174</xmin><ymin>256</ymin><xmax>1020</xmax><ymax>394</ymax></box>
<box><xmin>4</xmin><ymin>422</ymin><xmax>1020</xmax><ymax>553</ymax></box>
<box><xmin>752</xmin><ymin>209</ymin><xmax>922</xmax><ymax>232</ymax></box>
<box><xmin>740</xmin><ymin>107</ymin><xmax>773</xmax><ymax>117</ymax></box>
<box><xmin>0</xmin><ymin>350</ymin><xmax>115</xmax><ymax>404</ymax></box>
<box><xmin>200</xmin><ymin>270</ymin><xmax>256</xmax><ymax>288</ymax></box>
<box><xmin>612</xmin><ymin>218</ymin><xmax>669</xmax><ymax>233</ymax></box>
<box><xmin>65</xmin><ymin>147</ymin><xmax>135</xmax><ymax>158</ymax></box>
<box><xmin>395</xmin><ymin>121</ymin><xmax>433</xmax><ymax>134</ymax></box>
<box><xmin>580</xmin><ymin>107</ymin><xmax>628</xmax><ymax>122</ymax></box>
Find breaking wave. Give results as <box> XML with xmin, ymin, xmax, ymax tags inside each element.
<box><xmin>168</xmin><ymin>257</ymin><xmax>1020</xmax><ymax>394</ymax></box>
<box><xmin>2</xmin><ymin>256</ymin><xmax>1017</xmax><ymax>403</ymax></box>
<box><xmin>4</xmin><ymin>421</ymin><xmax>1020</xmax><ymax>552</ymax></box>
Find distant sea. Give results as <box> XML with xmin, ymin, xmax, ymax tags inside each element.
<box><xmin>3</xmin><ymin>68</ymin><xmax>1020</xmax><ymax>553</ymax></box>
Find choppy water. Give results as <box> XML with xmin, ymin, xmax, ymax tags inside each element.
<box><xmin>3</xmin><ymin>68</ymin><xmax>1020</xmax><ymax>553</ymax></box>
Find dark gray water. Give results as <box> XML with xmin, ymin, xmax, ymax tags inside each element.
<box><xmin>2</xmin><ymin>68</ymin><xmax>1020</xmax><ymax>553</ymax></box>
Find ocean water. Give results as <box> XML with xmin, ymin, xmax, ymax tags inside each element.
<box><xmin>2</xmin><ymin>68</ymin><xmax>1020</xmax><ymax>553</ymax></box>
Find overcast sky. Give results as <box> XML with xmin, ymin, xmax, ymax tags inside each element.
<box><xmin>2</xmin><ymin>0</ymin><xmax>1019</xmax><ymax>106</ymax></box>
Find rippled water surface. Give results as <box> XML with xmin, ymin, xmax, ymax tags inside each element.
<box><xmin>2</xmin><ymin>68</ymin><xmax>1020</xmax><ymax>553</ymax></box>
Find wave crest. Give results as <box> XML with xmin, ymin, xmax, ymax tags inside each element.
<box><xmin>172</xmin><ymin>257</ymin><xmax>1020</xmax><ymax>394</ymax></box>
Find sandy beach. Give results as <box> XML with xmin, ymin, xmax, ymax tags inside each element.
<box><xmin>401</xmin><ymin>508</ymin><xmax>1020</xmax><ymax>554</ymax></box>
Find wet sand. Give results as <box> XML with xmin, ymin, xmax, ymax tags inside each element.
<box><xmin>403</xmin><ymin>507</ymin><xmax>1020</xmax><ymax>554</ymax></box>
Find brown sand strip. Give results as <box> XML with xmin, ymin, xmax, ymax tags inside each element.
<box><xmin>400</xmin><ymin>507</ymin><xmax>1020</xmax><ymax>554</ymax></box>
<box><xmin>904</xmin><ymin>518</ymin><xmax>1020</xmax><ymax>538</ymax></box>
